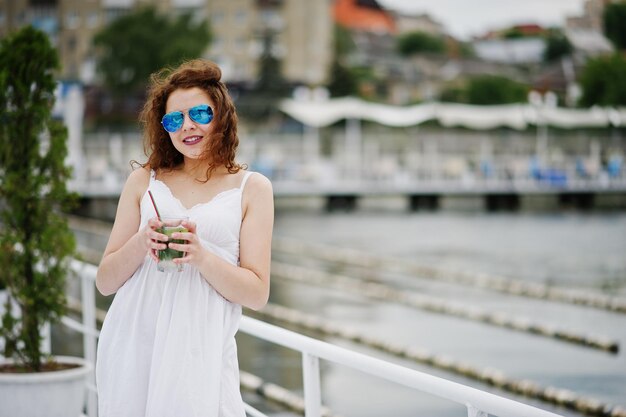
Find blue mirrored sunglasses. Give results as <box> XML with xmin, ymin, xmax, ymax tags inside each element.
<box><xmin>161</xmin><ymin>104</ymin><xmax>214</xmax><ymax>133</ymax></box>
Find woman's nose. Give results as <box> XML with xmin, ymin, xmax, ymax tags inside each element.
<box><xmin>181</xmin><ymin>113</ymin><xmax>196</xmax><ymax>130</ymax></box>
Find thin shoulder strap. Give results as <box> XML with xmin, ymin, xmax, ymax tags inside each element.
<box><xmin>239</xmin><ymin>171</ymin><xmax>255</xmax><ymax>191</ymax></box>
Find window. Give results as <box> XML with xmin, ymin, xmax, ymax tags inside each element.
<box><xmin>250</xmin><ymin>39</ymin><xmax>263</xmax><ymax>57</ymax></box>
<box><xmin>212</xmin><ymin>11</ymin><xmax>224</xmax><ymax>25</ymax></box>
<box><xmin>259</xmin><ymin>9</ymin><xmax>283</xmax><ymax>30</ymax></box>
<box><xmin>105</xmin><ymin>8</ymin><xmax>126</xmax><ymax>24</ymax></box>
<box><xmin>171</xmin><ymin>0</ymin><xmax>204</xmax><ymax>6</ymax></box>
<box><xmin>212</xmin><ymin>36</ymin><xmax>223</xmax><ymax>52</ymax></box>
<box><xmin>235</xmin><ymin>37</ymin><xmax>247</xmax><ymax>51</ymax></box>
<box><xmin>66</xmin><ymin>10</ymin><xmax>79</xmax><ymax>29</ymax></box>
<box><xmin>235</xmin><ymin>10</ymin><xmax>246</xmax><ymax>24</ymax></box>
<box><xmin>67</xmin><ymin>35</ymin><xmax>77</xmax><ymax>53</ymax></box>
<box><xmin>87</xmin><ymin>11</ymin><xmax>99</xmax><ymax>28</ymax></box>
<box><xmin>29</xmin><ymin>0</ymin><xmax>56</xmax><ymax>5</ymax></box>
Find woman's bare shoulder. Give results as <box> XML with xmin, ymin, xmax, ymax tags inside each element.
<box><xmin>124</xmin><ymin>166</ymin><xmax>151</xmax><ymax>198</ymax></box>
<box><xmin>241</xmin><ymin>171</ymin><xmax>273</xmax><ymax>220</ymax></box>
<box><xmin>245</xmin><ymin>171</ymin><xmax>273</xmax><ymax>195</ymax></box>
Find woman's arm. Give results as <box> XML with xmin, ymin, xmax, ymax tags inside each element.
<box><xmin>169</xmin><ymin>173</ymin><xmax>274</xmax><ymax>310</ymax></box>
<box><xmin>96</xmin><ymin>168</ymin><xmax>165</xmax><ymax>296</ymax></box>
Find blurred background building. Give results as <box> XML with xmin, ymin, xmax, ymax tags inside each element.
<box><xmin>0</xmin><ymin>0</ymin><xmax>624</xmax><ymax>206</ymax></box>
<box><xmin>0</xmin><ymin>0</ymin><xmax>621</xmax><ymax>105</ymax></box>
<box><xmin>566</xmin><ymin>0</ymin><xmax>610</xmax><ymax>31</ymax></box>
<box><xmin>0</xmin><ymin>0</ymin><xmax>333</xmax><ymax>86</ymax></box>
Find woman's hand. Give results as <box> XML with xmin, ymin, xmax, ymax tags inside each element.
<box><xmin>167</xmin><ymin>220</ymin><xmax>206</xmax><ymax>268</ymax></box>
<box><xmin>143</xmin><ymin>217</ymin><xmax>168</xmax><ymax>262</ymax></box>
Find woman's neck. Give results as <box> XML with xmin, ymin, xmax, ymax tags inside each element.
<box><xmin>179</xmin><ymin>158</ymin><xmax>226</xmax><ymax>180</ymax></box>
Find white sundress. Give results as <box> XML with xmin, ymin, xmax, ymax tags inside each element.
<box><xmin>96</xmin><ymin>170</ymin><xmax>255</xmax><ymax>417</ymax></box>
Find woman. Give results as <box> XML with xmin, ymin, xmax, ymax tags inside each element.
<box><xmin>95</xmin><ymin>59</ymin><xmax>273</xmax><ymax>417</ymax></box>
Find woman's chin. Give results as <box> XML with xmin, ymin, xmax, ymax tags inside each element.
<box><xmin>176</xmin><ymin>147</ymin><xmax>204</xmax><ymax>160</ymax></box>
<box><xmin>182</xmin><ymin>153</ymin><xmax>203</xmax><ymax>161</ymax></box>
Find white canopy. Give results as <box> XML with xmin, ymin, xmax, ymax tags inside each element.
<box><xmin>436</xmin><ymin>103</ymin><xmax>529</xmax><ymax>130</ymax></box>
<box><xmin>279</xmin><ymin>97</ymin><xmax>626</xmax><ymax>130</ymax></box>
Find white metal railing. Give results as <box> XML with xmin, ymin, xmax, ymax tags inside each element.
<box><xmin>66</xmin><ymin>260</ymin><xmax>99</xmax><ymax>417</ymax></box>
<box><xmin>64</xmin><ymin>260</ymin><xmax>564</xmax><ymax>417</ymax></box>
<box><xmin>74</xmin><ymin>132</ymin><xmax>626</xmax><ymax>198</ymax></box>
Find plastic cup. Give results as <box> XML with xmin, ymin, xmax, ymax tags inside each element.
<box><xmin>157</xmin><ymin>216</ymin><xmax>188</xmax><ymax>273</ymax></box>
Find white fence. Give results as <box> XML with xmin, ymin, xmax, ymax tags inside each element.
<box><xmin>63</xmin><ymin>260</ymin><xmax>564</xmax><ymax>417</ymax></box>
<box><xmin>74</xmin><ymin>130</ymin><xmax>626</xmax><ymax>198</ymax></box>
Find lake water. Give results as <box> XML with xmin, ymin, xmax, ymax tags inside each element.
<box><xmin>66</xmin><ymin>207</ymin><xmax>626</xmax><ymax>417</ymax></box>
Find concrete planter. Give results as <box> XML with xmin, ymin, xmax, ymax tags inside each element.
<box><xmin>0</xmin><ymin>356</ymin><xmax>92</xmax><ymax>417</ymax></box>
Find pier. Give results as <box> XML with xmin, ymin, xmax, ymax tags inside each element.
<box><xmin>63</xmin><ymin>260</ymin><xmax>575</xmax><ymax>417</ymax></box>
<box><xmin>69</xmin><ymin>120</ymin><xmax>625</xmax><ymax>214</ymax></box>
<box><xmin>61</xmin><ymin>215</ymin><xmax>626</xmax><ymax>416</ymax></box>
<box><xmin>271</xmin><ymin>178</ymin><xmax>626</xmax><ymax>211</ymax></box>
<box><xmin>60</xmin><ymin>258</ymin><xmax>626</xmax><ymax>417</ymax></box>
<box><xmin>72</xmin><ymin>175</ymin><xmax>626</xmax><ymax>220</ymax></box>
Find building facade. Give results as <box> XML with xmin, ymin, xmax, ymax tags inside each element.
<box><xmin>0</xmin><ymin>0</ymin><xmax>333</xmax><ymax>86</ymax></box>
<box><xmin>565</xmin><ymin>0</ymin><xmax>612</xmax><ymax>32</ymax></box>
<box><xmin>204</xmin><ymin>0</ymin><xmax>332</xmax><ymax>85</ymax></box>
<box><xmin>393</xmin><ymin>12</ymin><xmax>444</xmax><ymax>36</ymax></box>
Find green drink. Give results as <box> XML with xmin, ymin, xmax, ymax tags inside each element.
<box><xmin>157</xmin><ymin>217</ymin><xmax>188</xmax><ymax>272</ymax></box>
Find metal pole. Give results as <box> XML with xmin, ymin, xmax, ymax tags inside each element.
<box><xmin>467</xmin><ymin>404</ymin><xmax>488</xmax><ymax>417</ymax></box>
<box><xmin>345</xmin><ymin>118</ymin><xmax>362</xmax><ymax>180</ymax></box>
<box><xmin>305</xmin><ymin>125</ymin><xmax>320</xmax><ymax>172</ymax></box>
<box><xmin>81</xmin><ymin>268</ymin><xmax>98</xmax><ymax>417</ymax></box>
<box><xmin>241</xmin><ymin>316</ymin><xmax>564</xmax><ymax>417</ymax></box>
<box><xmin>302</xmin><ymin>352</ymin><xmax>322</xmax><ymax>417</ymax></box>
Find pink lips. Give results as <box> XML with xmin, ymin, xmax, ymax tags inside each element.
<box><xmin>182</xmin><ymin>136</ymin><xmax>202</xmax><ymax>145</ymax></box>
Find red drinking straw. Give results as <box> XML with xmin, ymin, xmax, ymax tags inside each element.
<box><xmin>147</xmin><ymin>190</ymin><xmax>162</xmax><ymax>220</ymax></box>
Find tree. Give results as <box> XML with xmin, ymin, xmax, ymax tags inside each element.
<box><xmin>543</xmin><ymin>30</ymin><xmax>573</xmax><ymax>62</ymax></box>
<box><xmin>579</xmin><ymin>53</ymin><xmax>626</xmax><ymax>107</ymax></box>
<box><xmin>328</xmin><ymin>25</ymin><xmax>359</xmax><ymax>97</ymax></box>
<box><xmin>93</xmin><ymin>7</ymin><xmax>211</xmax><ymax>95</ymax></box>
<box><xmin>439</xmin><ymin>85</ymin><xmax>466</xmax><ymax>103</ymax></box>
<box><xmin>253</xmin><ymin>31</ymin><xmax>291</xmax><ymax>99</ymax></box>
<box><xmin>328</xmin><ymin>58</ymin><xmax>359</xmax><ymax>97</ymax></box>
<box><xmin>237</xmin><ymin>31</ymin><xmax>291</xmax><ymax>121</ymax></box>
<box><xmin>503</xmin><ymin>28</ymin><xmax>525</xmax><ymax>39</ymax></box>
<box><xmin>236</xmin><ymin>30</ymin><xmax>291</xmax><ymax>122</ymax></box>
<box><xmin>334</xmin><ymin>24</ymin><xmax>356</xmax><ymax>58</ymax></box>
<box><xmin>466</xmin><ymin>75</ymin><xmax>528</xmax><ymax>105</ymax></box>
<box><xmin>0</xmin><ymin>26</ymin><xmax>76</xmax><ymax>371</ymax></box>
<box><xmin>397</xmin><ymin>31</ymin><xmax>446</xmax><ymax>56</ymax></box>
<box><xmin>449</xmin><ymin>40</ymin><xmax>475</xmax><ymax>59</ymax></box>
<box><xmin>439</xmin><ymin>76</ymin><xmax>528</xmax><ymax>105</ymax></box>
<box><xmin>603</xmin><ymin>2</ymin><xmax>626</xmax><ymax>50</ymax></box>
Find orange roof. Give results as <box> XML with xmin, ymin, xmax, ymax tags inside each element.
<box><xmin>513</xmin><ymin>24</ymin><xmax>546</xmax><ymax>36</ymax></box>
<box><xmin>333</xmin><ymin>0</ymin><xmax>396</xmax><ymax>34</ymax></box>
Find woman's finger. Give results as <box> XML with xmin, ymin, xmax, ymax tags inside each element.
<box><xmin>149</xmin><ymin>230</ymin><xmax>169</xmax><ymax>242</ymax></box>
<box><xmin>173</xmin><ymin>255</ymin><xmax>192</xmax><ymax>264</ymax></box>
<box><xmin>148</xmin><ymin>217</ymin><xmax>162</xmax><ymax>229</ymax></box>
<box><xmin>182</xmin><ymin>220</ymin><xmax>197</xmax><ymax>233</ymax></box>
<box><xmin>171</xmin><ymin>232</ymin><xmax>194</xmax><ymax>241</ymax></box>
<box><xmin>167</xmin><ymin>242</ymin><xmax>191</xmax><ymax>252</ymax></box>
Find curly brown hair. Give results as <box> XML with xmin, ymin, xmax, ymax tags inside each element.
<box><xmin>137</xmin><ymin>59</ymin><xmax>243</xmax><ymax>180</ymax></box>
